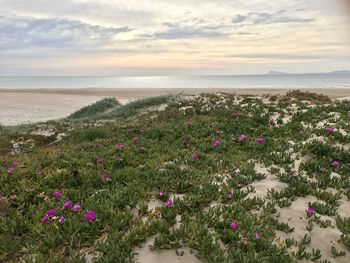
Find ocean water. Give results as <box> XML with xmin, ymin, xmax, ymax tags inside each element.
<box><xmin>1</xmin><ymin>74</ymin><xmax>350</xmax><ymax>89</ymax></box>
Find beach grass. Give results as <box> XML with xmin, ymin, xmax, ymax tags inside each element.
<box><xmin>0</xmin><ymin>91</ymin><xmax>350</xmax><ymax>262</ymax></box>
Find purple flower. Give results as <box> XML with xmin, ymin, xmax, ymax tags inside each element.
<box><xmin>58</xmin><ymin>216</ymin><xmax>65</xmax><ymax>223</ymax></box>
<box><xmin>306</xmin><ymin>207</ymin><xmax>315</xmax><ymax>216</ymax></box>
<box><xmin>326</xmin><ymin>127</ymin><xmax>334</xmax><ymax>134</ymax></box>
<box><xmin>63</xmin><ymin>200</ymin><xmax>73</xmax><ymax>209</ymax></box>
<box><xmin>255</xmin><ymin>137</ymin><xmax>265</xmax><ymax>143</ymax></box>
<box><xmin>212</xmin><ymin>140</ymin><xmax>222</xmax><ymax>147</ymax></box>
<box><xmin>53</xmin><ymin>191</ymin><xmax>62</xmax><ymax>199</ymax></box>
<box><xmin>41</xmin><ymin>215</ymin><xmax>50</xmax><ymax>224</ymax></box>
<box><xmin>241</xmin><ymin>234</ymin><xmax>249</xmax><ymax>245</ymax></box>
<box><xmin>84</xmin><ymin>211</ymin><xmax>97</xmax><ymax>222</ymax></box>
<box><xmin>47</xmin><ymin>209</ymin><xmax>57</xmax><ymax>217</ymax></box>
<box><xmin>7</xmin><ymin>167</ymin><xmax>15</xmax><ymax>174</ymax></box>
<box><xmin>230</xmin><ymin>220</ymin><xmax>239</xmax><ymax>231</ymax></box>
<box><xmin>332</xmin><ymin>160</ymin><xmax>341</xmax><ymax>169</ymax></box>
<box><xmin>191</xmin><ymin>153</ymin><xmax>200</xmax><ymax>159</ymax></box>
<box><xmin>254</xmin><ymin>231</ymin><xmax>261</xmax><ymax>240</ymax></box>
<box><xmin>101</xmin><ymin>173</ymin><xmax>111</xmax><ymax>181</ymax></box>
<box><xmin>165</xmin><ymin>199</ymin><xmax>173</xmax><ymax>207</ymax></box>
<box><xmin>239</xmin><ymin>134</ymin><xmax>248</xmax><ymax>142</ymax></box>
<box><xmin>96</xmin><ymin>157</ymin><xmax>103</xmax><ymax>164</ymax></box>
<box><xmin>72</xmin><ymin>204</ymin><xmax>81</xmax><ymax>212</ymax></box>
<box><xmin>115</xmin><ymin>144</ymin><xmax>125</xmax><ymax>150</ymax></box>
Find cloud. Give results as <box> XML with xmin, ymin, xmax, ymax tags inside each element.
<box><xmin>140</xmin><ymin>19</ymin><xmax>226</xmax><ymax>39</ymax></box>
<box><xmin>229</xmin><ymin>53</ymin><xmax>350</xmax><ymax>60</ymax></box>
<box><xmin>232</xmin><ymin>10</ymin><xmax>315</xmax><ymax>25</ymax></box>
<box><xmin>0</xmin><ymin>15</ymin><xmax>132</xmax><ymax>50</ymax></box>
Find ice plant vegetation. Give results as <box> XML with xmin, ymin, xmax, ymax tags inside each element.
<box><xmin>1</xmin><ymin>92</ymin><xmax>350</xmax><ymax>262</ymax></box>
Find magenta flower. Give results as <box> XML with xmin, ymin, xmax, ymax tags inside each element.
<box><xmin>53</xmin><ymin>191</ymin><xmax>62</xmax><ymax>199</ymax></box>
<box><xmin>254</xmin><ymin>231</ymin><xmax>261</xmax><ymax>240</ymax></box>
<box><xmin>326</xmin><ymin>127</ymin><xmax>334</xmax><ymax>134</ymax></box>
<box><xmin>72</xmin><ymin>204</ymin><xmax>81</xmax><ymax>212</ymax></box>
<box><xmin>239</xmin><ymin>134</ymin><xmax>248</xmax><ymax>142</ymax></box>
<box><xmin>63</xmin><ymin>200</ymin><xmax>73</xmax><ymax>209</ymax></box>
<box><xmin>115</xmin><ymin>144</ymin><xmax>125</xmax><ymax>150</ymax></box>
<box><xmin>165</xmin><ymin>199</ymin><xmax>173</xmax><ymax>207</ymax></box>
<box><xmin>47</xmin><ymin>209</ymin><xmax>57</xmax><ymax>217</ymax></box>
<box><xmin>7</xmin><ymin>167</ymin><xmax>15</xmax><ymax>174</ymax></box>
<box><xmin>41</xmin><ymin>215</ymin><xmax>50</xmax><ymax>224</ymax></box>
<box><xmin>332</xmin><ymin>160</ymin><xmax>341</xmax><ymax>169</ymax></box>
<box><xmin>84</xmin><ymin>211</ymin><xmax>97</xmax><ymax>222</ymax></box>
<box><xmin>306</xmin><ymin>207</ymin><xmax>315</xmax><ymax>216</ymax></box>
<box><xmin>230</xmin><ymin>220</ymin><xmax>239</xmax><ymax>231</ymax></box>
<box><xmin>212</xmin><ymin>140</ymin><xmax>222</xmax><ymax>147</ymax></box>
<box><xmin>96</xmin><ymin>157</ymin><xmax>103</xmax><ymax>164</ymax></box>
<box><xmin>133</xmin><ymin>136</ymin><xmax>139</xmax><ymax>142</ymax></box>
<box><xmin>191</xmin><ymin>153</ymin><xmax>200</xmax><ymax>159</ymax></box>
<box><xmin>58</xmin><ymin>216</ymin><xmax>65</xmax><ymax>223</ymax></box>
<box><xmin>255</xmin><ymin>137</ymin><xmax>265</xmax><ymax>143</ymax></box>
<box><xmin>101</xmin><ymin>173</ymin><xmax>111</xmax><ymax>180</ymax></box>
<box><xmin>241</xmin><ymin>234</ymin><xmax>249</xmax><ymax>245</ymax></box>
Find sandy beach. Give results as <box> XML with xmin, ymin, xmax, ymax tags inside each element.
<box><xmin>1</xmin><ymin>88</ymin><xmax>350</xmax><ymax>126</ymax></box>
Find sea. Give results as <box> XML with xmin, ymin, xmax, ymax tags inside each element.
<box><xmin>1</xmin><ymin>74</ymin><xmax>350</xmax><ymax>89</ymax></box>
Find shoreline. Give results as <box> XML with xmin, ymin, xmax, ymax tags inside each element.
<box><xmin>1</xmin><ymin>88</ymin><xmax>350</xmax><ymax>126</ymax></box>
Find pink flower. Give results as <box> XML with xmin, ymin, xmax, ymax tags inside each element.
<box><xmin>101</xmin><ymin>173</ymin><xmax>111</xmax><ymax>180</ymax></box>
<box><xmin>58</xmin><ymin>216</ymin><xmax>65</xmax><ymax>223</ymax></box>
<box><xmin>72</xmin><ymin>204</ymin><xmax>81</xmax><ymax>212</ymax></box>
<box><xmin>239</xmin><ymin>134</ymin><xmax>247</xmax><ymax>142</ymax></box>
<box><xmin>230</xmin><ymin>220</ymin><xmax>239</xmax><ymax>231</ymax></box>
<box><xmin>332</xmin><ymin>160</ymin><xmax>340</xmax><ymax>169</ymax></box>
<box><xmin>41</xmin><ymin>215</ymin><xmax>50</xmax><ymax>224</ymax></box>
<box><xmin>84</xmin><ymin>211</ymin><xmax>97</xmax><ymax>222</ymax></box>
<box><xmin>96</xmin><ymin>157</ymin><xmax>103</xmax><ymax>164</ymax></box>
<box><xmin>7</xmin><ymin>167</ymin><xmax>15</xmax><ymax>174</ymax></box>
<box><xmin>212</xmin><ymin>140</ymin><xmax>222</xmax><ymax>147</ymax></box>
<box><xmin>191</xmin><ymin>153</ymin><xmax>200</xmax><ymax>159</ymax></box>
<box><xmin>254</xmin><ymin>231</ymin><xmax>261</xmax><ymax>240</ymax></box>
<box><xmin>95</xmin><ymin>143</ymin><xmax>102</xmax><ymax>148</ymax></box>
<box><xmin>306</xmin><ymin>207</ymin><xmax>315</xmax><ymax>216</ymax></box>
<box><xmin>165</xmin><ymin>199</ymin><xmax>173</xmax><ymax>207</ymax></box>
<box><xmin>115</xmin><ymin>144</ymin><xmax>125</xmax><ymax>150</ymax></box>
<box><xmin>255</xmin><ymin>137</ymin><xmax>265</xmax><ymax>143</ymax></box>
<box><xmin>159</xmin><ymin>192</ymin><xmax>167</xmax><ymax>197</ymax></box>
<box><xmin>53</xmin><ymin>191</ymin><xmax>62</xmax><ymax>199</ymax></box>
<box><xmin>241</xmin><ymin>234</ymin><xmax>249</xmax><ymax>245</ymax></box>
<box><xmin>133</xmin><ymin>136</ymin><xmax>139</xmax><ymax>142</ymax></box>
<box><xmin>47</xmin><ymin>209</ymin><xmax>57</xmax><ymax>217</ymax></box>
<box><xmin>326</xmin><ymin>127</ymin><xmax>334</xmax><ymax>134</ymax></box>
<box><xmin>63</xmin><ymin>200</ymin><xmax>73</xmax><ymax>209</ymax></box>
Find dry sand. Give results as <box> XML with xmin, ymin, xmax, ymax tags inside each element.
<box><xmin>1</xmin><ymin>87</ymin><xmax>350</xmax><ymax>126</ymax></box>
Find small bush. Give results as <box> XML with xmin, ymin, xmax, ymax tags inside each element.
<box><xmin>69</xmin><ymin>98</ymin><xmax>120</xmax><ymax>119</ymax></box>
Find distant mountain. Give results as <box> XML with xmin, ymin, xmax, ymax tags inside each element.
<box><xmin>328</xmin><ymin>70</ymin><xmax>350</xmax><ymax>75</ymax></box>
<box><xmin>266</xmin><ymin>70</ymin><xmax>350</xmax><ymax>75</ymax></box>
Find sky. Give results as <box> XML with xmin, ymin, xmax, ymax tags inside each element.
<box><xmin>0</xmin><ymin>0</ymin><xmax>349</xmax><ymax>76</ymax></box>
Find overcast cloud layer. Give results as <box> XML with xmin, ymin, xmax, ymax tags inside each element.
<box><xmin>0</xmin><ymin>0</ymin><xmax>349</xmax><ymax>75</ymax></box>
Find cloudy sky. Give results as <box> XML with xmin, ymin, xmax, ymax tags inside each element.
<box><xmin>0</xmin><ymin>0</ymin><xmax>349</xmax><ymax>76</ymax></box>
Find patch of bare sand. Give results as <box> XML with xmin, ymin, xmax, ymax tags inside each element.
<box><xmin>134</xmin><ymin>236</ymin><xmax>201</xmax><ymax>263</ymax></box>
<box><xmin>275</xmin><ymin>196</ymin><xmax>349</xmax><ymax>262</ymax></box>
<box><xmin>247</xmin><ymin>163</ymin><xmax>287</xmax><ymax>199</ymax></box>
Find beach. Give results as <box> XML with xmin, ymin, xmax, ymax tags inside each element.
<box><xmin>1</xmin><ymin>88</ymin><xmax>350</xmax><ymax>126</ymax></box>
